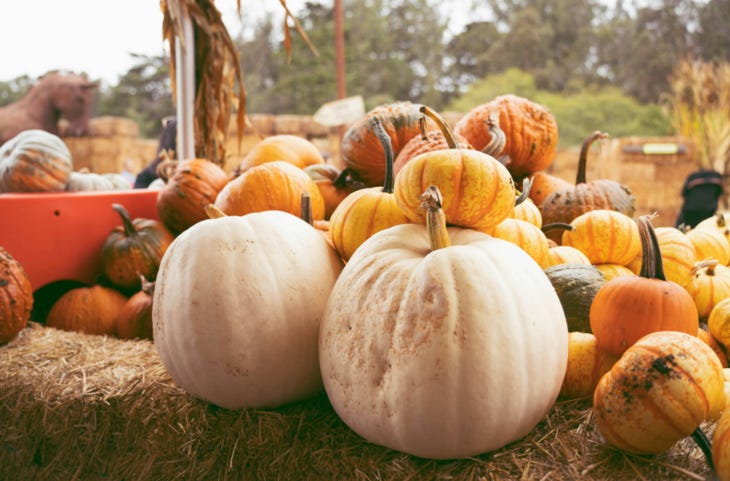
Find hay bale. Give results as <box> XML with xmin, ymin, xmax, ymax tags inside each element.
<box><xmin>0</xmin><ymin>322</ymin><xmax>713</xmax><ymax>481</ymax></box>
<box><xmin>88</xmin><ymin>116</ymin><xmax>140</xmax><ymax>138</ymax></box>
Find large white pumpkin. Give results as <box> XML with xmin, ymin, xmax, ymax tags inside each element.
<box><xmin>153</xmin><ymin>211</ymin><xmax>344</xmax><ymax>409</ymax></box>
<box><xmin>319</xmin><ymin>222</ymin><xmax>568</xmax><ymax>459</ymax></box>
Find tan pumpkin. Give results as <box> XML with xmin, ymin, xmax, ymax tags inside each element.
<box><xmin>320</xmin><ymin>186</ymin><xmax>568</xmax><ymax>459</ymax></box>
<box><xmin>237</xmin><ymin>134</ymin><xmax>325</xmax><ymax>173</ymax></box>
<box><xmin>562</xmin><ymin>209</ymin><xmax>641</xmax><ymax>266</ymax></box>
<box><xmin>153</xmin><ymin>211</ymin><xmax>344</xmax><ymax>409</ymax></box>
<box><xmin>593</xmin><ymin>331</ymin><xmax>725</xmax><ymax>454</ymax></box>
<box><xmin>453</xmin><ymin>94</ymin><xmax>559</xmax><ymax>178</ymax></box>
<box><xmin>394</xmin><ymin>106</ymin><xmax>516</xmax><ymax>233</ymax></box>
<box><xmin>594</xmin><ymin>263</ymin><xmax>636</xmax><ymax>281</ymax></box>
<box><xmin>560</xmin><ymin>331</ymin><xmax>618</xmax><ymax>399</ymax></box>
<box><xmin>539</xmin><ymin>132</ymin><xmax>636</xmax><ymax>244</ymax></box>
<box><xmin>215</xmin><ymin>160</ymin><xmax>326</xmax><ymax>220</ymax></box>
<box><xmin>0</xmin><ymin>129</ymin><xmax>73</xmax><ymax>192</ymax></box>
<box><xmin>589</xmin><ymin>215</ymin><xmax>699</xmax><ymax>357</ymax></box>
<box><xmin>156</xmin><ymin>158</ymin><xmax>229</xmax><ymax>234</ymax></box>
<box><xmin>0</xmin><ymin>247</ymin><xmax>33</xmax><ymax>344</ymax></box>
<box><xmin>46</xmin><ymin>284</ymin><xmax>128</xmax><ymax>336</ymax></box>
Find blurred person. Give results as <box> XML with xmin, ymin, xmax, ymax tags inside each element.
<box><xmin>134</xmin><ymin>116</ymin><xmax>177</xmax><ymax>188</ymax></box>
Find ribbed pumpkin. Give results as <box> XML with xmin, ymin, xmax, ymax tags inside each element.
<box><xmin>156</xmin><ymin>158</ymin><xmax>229</xmax><ymax>234</ymax></box>
<box><xmin>593</xmin><ymin>331</ymin><xmax>725</xmax><ymax>454</ymax></box>
<box><xmin>696</xmin><ymin>212</ymin><xmax>730</xmax><ymax>244</ymax></box>
<box><xmin>589</xmin><ymin>215</ymin><xmax>699</xmax><ymax>357</ymax></box>
<box><xmin>562</xmin><ymin>209</ymin><xmax>641</xmax><ymax>266</ymax></box>
<box><xmin>0</xmin><ymin>247</ymin><xmax>33</xmax><ymax>344</ymax></box>
<box><xmin>545</xmin><ymin>263</ymin><xmax>606</xmax><ymax>333</ymax></box>
<box><xmin>687</xmin><ymin>260</ymin><xmax>730</xmax><ymax>319</ymax></box>
<box><xmin>100</xmin><ymin>203</ymin><xmax>175</xmax><ymax>292</ymax></box>
<box><xmin>490</xmin><ymin>218</ymin><xmax>551</xmax><ymax>268</ymax></box>
<box><xmin>237</xmin><ymin>134</ymin><xmax>325</xmax><ymax>173</ymax></box>
<box><xmin>153</xmin><ymin>211</ymin><xmax>344</xmax><ymax>409</ymax></box>
<box><xmin>328</xmin><ymin>118</ymin><xmax>410</xmax><ymax>261</ymax></box>
<box><xmin>46</xmin><ymin>285</ymin><xmax>128</xmax><ymax>336</ymax></box>
<box><xmin>453</xmin><ymin>94</ymin><xmax>559</xmax><ymax>179</ymax></box>
<box><xmin>319</xmin><ymin>186</ymin><xmax>568</xmax><ymax>459</ymax></box>
<box><xmin>546</xmin><ymin>245</ymin><xmax>591</xmax><ymax>267</ymax></box>
<box><xmin>708</xmin><ymin>297</ymin><xmax>730</xmax><ymax>351</ymax></box>
<box><xmin>686</xmin><ymin>226</ymin><xmax>730</xmax><ymax>266</ymax></box>
<box><xmin>629</xmin><ymin>226</ymin><xmax>696</xmax><ymax>287</ymax></box>
<box><xmin>714</xmin><ymin>402</ymin><xmax>730</xmax><ymax>481</ymax></box>
<box><xmin>303</xmin><ymin>164</ymin><xmax>366</xmax><ymax>219</ymax></box>
<box><xmin>340</xmin><ymin>101</ymin><xmax>430</xmax><ymax>187</ymax></box>
<box><xmin>510</xmin><ymin>178</ymin><xmax>542</xmax><ymax>227</ymax></box>
<box><xmin>594</xmin><ymin>263</ymin><xmax>636</xmax><ymax>281</ymax></box>
<box><xmin>697</xmin><ymin>327</ymin><xmax>729</xmax><ymax>368</ymax></box>
<box><xmin>528</xmin><ymin>171</ymin><xmax>572</xmax><ymax>208</ymax></box>
<box><xmin>0</xmin><ymin>129</ymin><xmax>72</xmax><ymax>192</ymax></box>
<box><xmin>215</xmin><ymin>160</ymin><xmax>325</xmax><ymax>220</ymax></box>
<box><xmin>66</xmin><ymin>170</ymin><xmax>116</xmax><ymax>192</ymax></box>
<box><xmin>394</xmin><ymin>106</ymin><xmax>516</xmax><ymax>233</ymax></box>
<box><xmin>540</xmin><ymin>132</ymin><xmax>636</xmax><ymax>244</ymax></box>
<box><xmin>560</xmin><ymin>331</ymin><xmax>618</xmax><ymax>399</ymax></box>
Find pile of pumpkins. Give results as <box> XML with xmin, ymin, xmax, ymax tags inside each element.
<box><xmin>4</xmin><ymin>95</ymin><xmax>730</xmax><ymax>477</ymax></box>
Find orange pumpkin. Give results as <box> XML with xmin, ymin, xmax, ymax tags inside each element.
<box><xmin>540</xmin><ymin>132</ymin><xmax>636</xmax><ymax>244</ymax></box>
<box><xmin>394</xmin><ymin>106</ymin><xmax>516</xmax><ymax>232</ymax></box>
<box><xmin>303</xmin><ymin>164</ymin><xmax>366</xmax><ymax>219</ymax></box>
<box><xmin>0</xmin><ymin>247</ymin><xmax>33</xmax><ymax>344</ymax></box>
<box><xmin>697</xmin><ymin>327</ymin><xmax>729</xmax><ymax>368</ymax></box>
<box><xmin>528</xmin><ymin>170</ymin><xmax>572</xmax><ymax>208</ymax></box>
<box><xmin>328</xmin><ymin>118</ymin><xmax>410</xmax><ymax>261</ymax></box>
<box><xmin>490</xmin><ymin>218</ymin><xmax>551</xmax><ymax>268</ymax></box>
<box><xmin>686</xmin><ymin>226</ymin><xmax>730</xmax><ymax>265</ymax></box>
<box><xmin>116</xmin><ymin>275</ymin><xmax>154</xmax><ymax>340</ymax></box>
<box><xmin>237</xmin><ymin>134</ymin><xmax>325</xmax><ymax>173</ymax></box>
<box><xmin>590</xmin><ymin>215</ymin><xmax>699</xmax><ymax>357</ymax></box>
<box><xmin>340</xmin><ymin>101</ymin><xmax>430</xmax><ymax>187</ymax></box>
<box><xmin>562</xmin><ymin>209</ymin><xmax>641</xmax><ymax>266</ymax></box>
<box><xmin>453</xmin><ymin>94</ymin><xmax>559</xmax><ymax>178</ymax></box>
<box><xmin>215</xmin><ymin>161</ymin><xmax>326</xmax><ymax>220</ymax></box>
<box><xmin>0</xmin><ymin>129</ymin><xmax>73</xmax><ymax>192</ymax></box>
<box><xmin>156</xmin><ymin>158</ymin><xmax>229</xmax><ymax>234</ymax></box>
<box><xmin>687</xmin><ymin>260</ymin><xmax>730</xmax><ymax>319</ymax></box>
<box><xmin>546</xmin><ymin>245</ymin><xmax>591</xmax><ymax>267</ymax></box>
<box><xmin>46</xmin><ymin>284</ymin><xmax>128</xmax><ymax>336</ymax></box>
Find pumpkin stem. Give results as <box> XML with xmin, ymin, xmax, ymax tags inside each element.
<box><xmin>515</xmin><ymin>177</ymin><xmax>533</xmax><ymax>206</ymax></box>
<box><xmin>691</xmin><ymin>426</ymin><xmax>715</xmax><ymax>473</ymax></box>
<box><xmin>204</xmin><ymin>204</ymin><xmax>226</xmax><ymax>219</ymax></box>
<box><xmin>370</xmin><ymin>117</ymin><xmax>396</xmax><ymax>194</ymax></box>
<box><xmin>637</xmin><ymin>213</ymin><xmax>666</xmax><ymax>281</ymax></box>
<box><xmin>482</xmin><ymin>110</ymin><xmax>507</xmax><ymax>159</ymax></box>
<box><xmin>419</xmin><ymin>105</ymin><xmax>459</xmax><ymax>149</ymax></box>
<box><xmin>137</xmin><ymin>272</ymin><xmax>155</xmax><ymax>296</ymax></box>
<box><xmin>541</xmin><ymin>222</ymin><xmax>575</xmax><ymax>234</ymax></box>
<box><xmin>716</xmin><ymin>212</ymin><xmax>726</xmax><ymax>228</ymax></box>
<box><xmin>300</xmin><ymin>192</ymin><xmax>313</xmax><ymax>225</ymax></box>
<box><xmin>575</xmin><ymin>131</ymin><xmax>608</xmax><ymax>185</ymax></box>
<box><xmin>420</xmin><ymin>185</ymin><xmax>451</xmax><ymax>251</ymax></box>
<box><xmin>112</xmin><ymin>203</ymin><xmax>138</xmax><ymax>237</ymax></box>
<box><xmin>418</xmin><ymin>115</ymin><xmax>429</xmax><ymax>141</ymax></box>
<box><xmin>691</xmin><ymin>259</ymin><xmax>719</xmax><ymax>277</ymax></box>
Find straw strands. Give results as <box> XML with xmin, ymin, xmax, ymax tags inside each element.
<box><xmin>0</xmin><ymin>322</ymin><xmax>713</xmax><ymax>480</ymax></box>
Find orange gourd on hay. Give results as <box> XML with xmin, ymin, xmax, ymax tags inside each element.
<box><xmin>0</xmin><ymin>247</ymin><xmax>33</xmax><ymax>344</ymax></box>
<box><xmin>46</xmin><ymin>285</ymin><xmax>128</xmax><ymax>336</ymax></box>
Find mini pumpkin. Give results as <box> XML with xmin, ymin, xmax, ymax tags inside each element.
<box><xmin>0</xmin><ymin>247</ymin><xmax>33</xmax><ymax>344</ymax></box>
<box><xmin>593</xmin><ymin>330</ymin><xmax>725</xmax><ymax>454</ymax></box>
<box><xmin>589</xmin><ymin>215</ymin><xmax>699</xmax><ymax>357</ymax></box>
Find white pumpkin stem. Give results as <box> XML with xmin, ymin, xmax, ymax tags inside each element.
<box><xmin>420</xmin><ymin>185</ymin><xmax>451</xmax><ymax>250</ymax></box>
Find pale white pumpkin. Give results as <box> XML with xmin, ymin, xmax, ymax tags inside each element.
<box><xmin>319</xmin><ymin>211</ymin><xmax>569</xmax><ymax>459</ymax></box>
<box><xmin>153</xmin><ymin>211</ymin><xmax>344</xmax><ymax>409</ymax></box>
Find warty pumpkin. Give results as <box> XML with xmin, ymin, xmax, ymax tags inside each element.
<box><xmin>100</xmin><ymin>203</ymin><xmax>175</xmax><ymax>292</ymax></box>
<box><xmin>453</xmin><ymin>94</ymin><xmax>559</xmax><ymax>179</ymax></box>
<box><xmin>153</xmin><ymin>210</ymin><xmax>344</xmax><ymax>409</ymax></box>
<box><xmin>589</xmin><ymin>215</ymin><xmax>699</xmax><ymax>357</ymax></box>
<box><xmin>328</xmin><ymin>118</ymin><xmax>410</xmax><ymax>261</ymax></box>
<box><xmin>593</xmin><ymin>330</ymin><xmax>725</xmax><ymax>454</ymax></box>
<box><xmin>394</xmin><ymin>106</ymin><xmax>516</xmax><ymax>233</ymax></box>
<box><xmin>539</xmin><ymin>132</ymin><xmax>636</xmax><ymax>244</ymax></box>
<box><xmin>319</xmin><ymin>185</ymin><xmax>568</xmax><ymax>459</ymax></box>
<box><xmin>0</xmin><ymin>247</ymin><xmax>33</xmax><ymax>344</ymax></box>
<box><xmin>0</xmin><ymin>129</ymin><xmax>72</xmax><ymax>192</ymax></box>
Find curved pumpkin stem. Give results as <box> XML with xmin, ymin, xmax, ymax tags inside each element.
<box><xmin>112</xmin><ymin>203</ymin><xmax>138</xmax><ymax>237</ymax></box>
<box><xmin>515</xmin><ymin>177</ymin><xmax>533</xmax><ymax>206</ymax></box>
<box><xmin>691</xmin><ymin>259</ymin><xmax>720</xmax><ymax>277</ymax></box>
<box><xmin>575</xmin><ymin>131</ymin><xmax>608</xmax><ymax>185</ymax></box>
<box><xmin>419</xmin><ymin>105</ymin><xmax>459</xmax><ymax>149</ymax></box>
<box><xmin>420</xmin><ymin>185</ymin><xmax>451</xmax><ymax>251</ymax></box>
<box><xmin>637</xmin><ymin>213</ymin><xmax>666</xmax><ymax>281</ymax></box>
<box><xmin>300</xmin><ymin>192</ymin><xmax>313</xmax><ymax>225</ymax></box>
<box><xmin>482</xmin><ymin>110</ymin><xmax>506</xmax><ymax>159</ymax></box>
<box><xmin>541</xmin><ymin>222</ymin><xmax>575</xmax><ymax>234</ymax></box>
<box><xmin>691</xmin><ymin>427</ymin><xmax>715</xmax><ymax>473</ymax></box>
<box><xmin>370</xmin><ymin>117</ymin><xmax>396</xmax><ymax>194</ymax></box>
<box><xmin>137</xmin><ymin>272</ymin><xmax>155</xmax><ymax>296</ymax></box>
<box><xmin>204</xmin><ymin>203</ymin><xmax>226</xmax><ymax>219</ymax></box>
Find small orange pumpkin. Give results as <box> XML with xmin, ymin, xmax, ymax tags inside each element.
<box><xmin>0</xmin><ymin>247</ymin><xmax>33</xmax><ymax>344</ymax></box>
<box><xmin>237</xmin><ymin>134</ymin><xmax>325</xmax><ymax>173</ymax></box>
<box><xmin>303</xmin><ymin>164</ymin><xmax>366</xmax><ymax>219</ymax></box>
<box><xmin>115</xmin><ymin>275</ymin><xmax>154</xmax><ymax>340</ymax></box>
<box><xmin>590</xmin><ymin>214</ymin><xmax>699</xmax><ymax>357</ymax></box>
<box><xmin>46</xmin><ymin>284</ymin><xmax>128</xmax><ymax>336</ymax></box>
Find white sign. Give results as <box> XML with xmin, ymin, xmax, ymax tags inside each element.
<box><xmin>313</xmin><ymin>95</ymin><xmax>365</xmax><ymax>127</ymax></box>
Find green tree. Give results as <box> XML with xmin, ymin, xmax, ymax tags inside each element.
<box><xmin>0</xmin><ymin>75</ymin><xmax>34</xmax><ymax>107</ymax></box>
